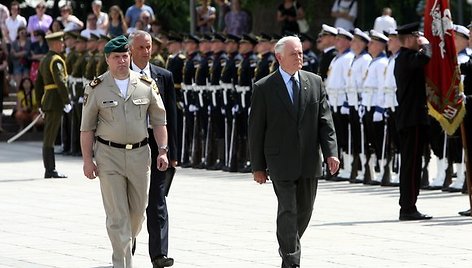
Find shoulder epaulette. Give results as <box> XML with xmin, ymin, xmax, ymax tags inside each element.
<box><xmin>89</xmin><ymin>77</ymin><xmax>102</xmax><ymax>88</ymax></box>
<box><xmin>140</xmin><ymin>75</ymin><xmax>153</xmax><ymax>84</ymax></box>
<box><xmin>178</xmin><ymin>54</ymin><xmax>186</xmax><ymax>60</ymax></box>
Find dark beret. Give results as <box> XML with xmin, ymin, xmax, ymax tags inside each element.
<box><xmin>104</xmin><ymin>35</ymin><xmax>129</xmax><ymax>54</ymax></box>
<box><xmin>240</xmin><ymin>34</ymin><xmax>257</xmax><ymax>45</ymax></box>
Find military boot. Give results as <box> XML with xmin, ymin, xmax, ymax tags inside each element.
<box><xmin>43</xmin><ymin>147</ymin><xmax>67</xmax><ymax>178</ymax></box>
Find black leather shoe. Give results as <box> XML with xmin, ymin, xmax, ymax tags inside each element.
<box><xmin>152</xmin><ymin>256</ymin><xmax>174</xmax><ymax>267</ymax></box>
<box><xmin>399</xmin><ymin>211</ymin><xmax>433</xmax><ymax>221</ymax></box>
<box><xmin>458</xmin><ymin>209</ymin><xmax>471</xmax><ymax>216</ymax></box>
<box><xmin>44</xmin><ymin>170</ymin><xmax>67</xmax><ymax>179</ymax></box>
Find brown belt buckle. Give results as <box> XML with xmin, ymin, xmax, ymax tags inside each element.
<box><xmin>125</xmin><ymin>144</ymin><xmax>133</xmax><ymax>150</ymax></box>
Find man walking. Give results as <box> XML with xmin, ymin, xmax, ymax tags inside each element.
<box><xmin>129</xmin><ymin>30</ymin><xmax>177</xmax><ymax>268</ymax></box>
<box><xmin>80</xmin><ymin>35</ymin><xmax>168</xmax><ymax>268</ymax></box>
<box><xmin>249</xmin><ymin>36</ymin><xmax>339</xmax><ymax>268</ymax></box>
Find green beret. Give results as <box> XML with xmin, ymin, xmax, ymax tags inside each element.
<box><xmin>45</xmin><ymin>31</ymin><xmax>64</xmax><ymax>42</ymax></box>
<box><xmin>104</xmin><ymin>35</ymin><xmax>129</xmax><ymax>54</ymax></box>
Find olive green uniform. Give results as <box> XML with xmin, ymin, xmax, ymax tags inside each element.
<box><xmin>81</xmin><ymin>71</ymin><xmax>166</xmax><ymax>268</ymax></box>
<box><xmin>96</xmin><ymin>52</ymin><xmax>108</xmax><ymax>77</ymax></box>
<box><xmin>69</xmin><ymin>52</ymin><xmax>87</xmax><ymax>154</ymax></box>
<box><xmin>35</xmin><ymin>50</ymin><xmax>70</xmax><ymax>174</ymax></box>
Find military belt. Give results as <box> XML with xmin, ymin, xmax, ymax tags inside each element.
<box><xmin>174</xmin><ymin>83</ymin><xmax>182</xmax><ymax>89</ymax></box>
<box><xmin>97</xmin><ymin>136</ymin><xmax>148</xmax><ymax>150</ymax></box>
<box><xmin>44</xmin><ymin>84</ymin><xmax>58</xmax><ymax>91</ymax></box>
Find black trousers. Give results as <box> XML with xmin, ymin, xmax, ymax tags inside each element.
<box><xmin>146</xmin><ymin>129</ymin><xmax>169</xmax><ymax>260</ymax></box>
<box><xmin>272</xmin><ymin>177</ymin><xmax>318</xmax><ymax>267</ymax></box>
<box><xmin>399</xmin><ymin>125</ymin><xmax>427</xmax><ymax>213</ymax></box>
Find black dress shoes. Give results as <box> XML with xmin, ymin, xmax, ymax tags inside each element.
<box><xmin>152</xmin><ymin>256</ymin><xmax>174</xmax><ymax>267</ymax></box>
<box><xmin>458</xmin><ymin>209</ymin><xmax>471</xmax><ymax>216</ymax></box>
<box><xmin>399</xmin><ymin>211</ymin><xmax>433</xmax><ymax>221</ymax></box>
<box><xmin>44</xmin><ymin>170</ymin><xmax>67</xmax><ymax>178</ymax></box>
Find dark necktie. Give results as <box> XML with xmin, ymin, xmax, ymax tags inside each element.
<box><xmin>291</xmin><ymin>76</ymin><xmax>300</xmax><ymax>112</ymax></box>
<box><xmin>140</xmin><ymin>69</ymin><xmax>146</xmax><ymax>76</ymax></box>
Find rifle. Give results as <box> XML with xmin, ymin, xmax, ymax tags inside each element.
<box><xmin>220</xmin><ymin>81</ymin><xmax>233</xmax><ymax>167</ymax></box>
<box><xmin>356</xmin><ymin>106</ymin><xmax>367</xmax><ymax>182</ymax></box>
<box><xmin>180</xmin><ymin>83</ymin><xmax>189</xmax><ymax>164</ymax></box>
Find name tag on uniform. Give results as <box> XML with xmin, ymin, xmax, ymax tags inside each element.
<box><xmin>101</xmin><ymin>100</ymin><xmax>118</xmax><ymax>107</ymax></box>
<box><xmin>132</xmin><ymin>98</ymin><xmax>150</xmax><ymax>105</ymax></box>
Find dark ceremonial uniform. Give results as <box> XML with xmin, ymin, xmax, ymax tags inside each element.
<box><xmin>35</xmin><ymin>32</ymin><xmax>70</xmax><ymax>178</ymax></box>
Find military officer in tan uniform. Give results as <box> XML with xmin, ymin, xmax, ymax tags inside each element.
<box><xmin>35</xmin><ymin>31</ymin><xmax>71</xmax><ymax>178</ymax></box>
<box><xmin>80</xmin><ymin>35</ymin><xmax>168</xmax><ymax>268</ymax></box>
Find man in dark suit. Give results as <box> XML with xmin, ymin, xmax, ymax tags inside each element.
<box><xmin>394</xmin><ymin>22</ymin><xmax>433</xmax><ymax>221</ymax></box>
<box><xmin>249</xmin><ymin>36</ymin><xmax>339</xmax><ymax>268</ymax></box>
<box><xmin>129</xmin><ymin>30</ymin><xmax>177</xmax><ymax>268</ymax></box>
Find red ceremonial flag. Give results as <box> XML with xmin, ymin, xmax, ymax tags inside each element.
<box><xmin>424</xmin><ymin>0</ymin><xmax>465</xmax><ymax>135</ymax></box>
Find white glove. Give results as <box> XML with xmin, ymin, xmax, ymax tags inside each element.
<box><xmin>373</xmin><ymin>111</ymin><xmax>383</xmax><ymax>122</ymax></box>
<box><xmin>63</xmin><ymin>104</ymin><xmax>72</xmax><ymax>113</ymax></box>
<box><xmin>231</xmin><ymin>104</ymin><xmax>239</xmax><ymax>114</ymax></box>
<box><xmin>189</xmin><ymin>104</ymin><xmax>198</xmax><ymax>112</ymax></box>
<box><xmin>340</xmin><ymin>104</ymin><xmax>350</xmax><ymax>115</ymax></box>
<box><xmin>78</xmin><ymin>97</ymin><xmax>84</xmax><ymax>103</ymax></box>
<box><xmin>358</xmin><ymin>105</ymin><xmax>365</xmax><ymax>119</ymax></box>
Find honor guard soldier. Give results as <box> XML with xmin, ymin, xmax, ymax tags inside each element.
<box><xmin>325</xmin><ymin>27</ymin><xmax>354</xmax><ymax>181</ymax></box>
<box><xmin>84</xmin><ymin>33</ymin><xmax>100</xmax><ymax>84</ymax></box>
<box><xmin>80</xmin><ymin>35</ymin><xmax>169</xmax><ymax>267</ymax></box>
<box><xmin>394</xmin><ymin>22</ymin><xmax>433</xmax><ymax>221</ymax></box>
<box><xmin>235</xmin><ymin>34</ymin><xmax>258</xmax><ymax>173</ymax></box>
<box><xmin>193</xmin><ymin>34</ymin><xmax>213</xmax><ymax>168</ymax></box>
<box><xmin>381</xmin><ymin>28</ymin><xmax>401</xmax><ymax>186</ymax></box>
<box><xmin>35</xmin><ymin>31</ymin><xmax>71</xmax><ymax>178</ymax></box>
<box><xmin>60</xmin><ymin>31</ymin><xmax>79</xmax><ymax>154</ymax></box>
<box><xmin>220</xmin><ymin>34</ymin><xmax>242</xmax><ymax>172</ymax></box>
<box><xmin>165</xmin><ymin>33</ymin><xmax>186</xmax><ymax>163</ymax></box>
<box><xmin>68</xmin><ymin>33</ymin><xmax>88</xmax><ymax>156</ymax></box>
<box><xmin>300</xmin><ymin>33</ymin><xmax>319</xmax><ymax>73</ymax></box>
<box><xmin>96</xmin><ymin>34</ymin><xmax>111</xmax><ymax>76</ymax></box>
<box><xmin>150</xmin><ymin>36</ymin><xmax>166</xmax><ymax>68</ymax></box>
<box><xmin>206</xmin><ymin>33</ymin><xmax>228</xmax><ymax>170</ymax></box>
<box><xmin>269</xmin><ymin>33</ymin><xmax>282</xmax><ymax>73</ymax></box>
<box><xmin>443</xmin><ymin>25</ymin><xmax>470</xmax><ymax>192</ymax></box>
<box><xmin>346</xmin><ymin>28</ymin><xmax>372</xmax><ymax>183</ymax></box>
<box><xmin>458</xmin><ymin>23</ymin><xmax>472</xmax><ymax>215</ymax></box>
<box><xmin>254</xmin><ymin>33</ymin><xmax>276</xmax><ymax>81</ymax></box>
<box><xmin>361</xmin><ymin>30</ymin><xmax>389</xmax><ymax>185</ymax></box>
<box><xmin>181</xmin><ymin>34</ymin><xmax>202</xmax><ymax>167</ymax></box>
<box><xmin>317</xmin><ymin>24</ymin><xmax>337</xmax><ymax>80</ymax></box>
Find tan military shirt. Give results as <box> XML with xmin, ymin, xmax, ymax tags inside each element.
<box><xmin>80</xmin><ymin>70</ymin><xmax>166</xmax><ymax>144</ymax></box>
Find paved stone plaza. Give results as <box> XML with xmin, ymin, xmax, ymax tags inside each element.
<box><xmin>0</xmin><ymin>141</ymin><xmax>471</xmax><ymax>268</ymax></box>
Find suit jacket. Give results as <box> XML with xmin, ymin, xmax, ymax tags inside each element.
<box><xmin>249</xmin><ymin>69</ymin><xmax>338</xmax><ymax>181</ymax></box>
<box><xmin>150</xmin><ymin>64</ymin><xmax>178</xmax><ymax>161</ymax></box>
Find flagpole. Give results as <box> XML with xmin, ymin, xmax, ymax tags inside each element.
<box><xmin>460</xmin><ymin>123</ymin><xmax>472</xmax><ymax>215</ymax></box>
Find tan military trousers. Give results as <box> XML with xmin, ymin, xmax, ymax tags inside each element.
<box><xmin>95</xmin><ymin>142</ymin><xmax>151</xmax><ymax>268</ymax></box>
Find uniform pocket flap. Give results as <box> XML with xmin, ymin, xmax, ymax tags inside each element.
<box><xmin>100</xmin><ymin>100</ymin><xmax>118</xmax><ymax>107</ymax></box>
<box><xmin>132</xmin><ymin>98</ymin><xmax>150</xmax><ymax>105</ymax></box>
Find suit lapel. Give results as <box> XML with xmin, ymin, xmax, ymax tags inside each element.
<box><xmin>150</xmin><ymin>65</ymin><xmax>165</xmax><ymax>96</ymax></box>
<box><xmin>298</xmin><ymin>71</ymin><xmax>309</xmax><ymax>121</ymax></box>
<box><xmin>273</xmin><ymin>70</ymin><xmax>297</xmax><ymax>121</ymax></box>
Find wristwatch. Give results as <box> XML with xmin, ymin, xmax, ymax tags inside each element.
<box><xmin>158</xmin><ymin>145</ymin><xmax>169</xmax><ymax>153</ymax></box>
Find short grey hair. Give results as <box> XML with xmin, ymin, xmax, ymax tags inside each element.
<box><xmin>128</xmin><ymin>30</ymin><xmax>152</xmax><ymax>47</ymax></box>
<box><xmin>274</xmin><ymin>36</ymin><xmax>301</xmax><ymax>54</ymax></box>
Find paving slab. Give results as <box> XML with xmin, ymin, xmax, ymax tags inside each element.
<box><xmin>0</xmin><ymin>141</ymin><xmax>471</xmax><ymax>268</ymax></box>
